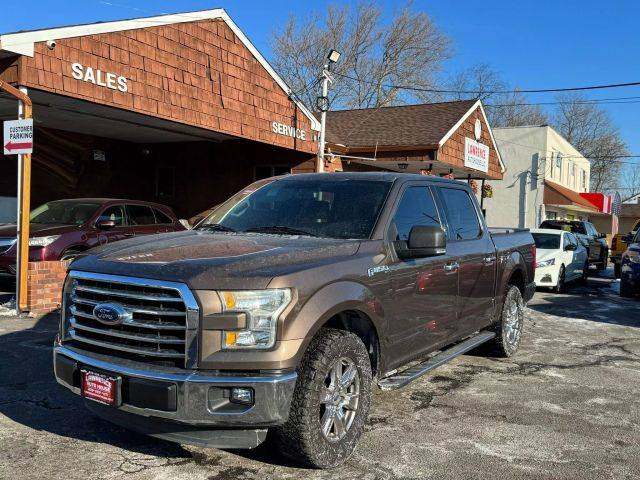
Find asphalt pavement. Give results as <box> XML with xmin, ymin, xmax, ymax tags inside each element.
<box><xmin>0</xmin><ymin>269</ymin><xmax>638</xmax><ymax>480</ymax></box>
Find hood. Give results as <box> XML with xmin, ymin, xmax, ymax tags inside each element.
<box><xmin>0</xmin><ymin>223</ymin><xmax>79</xmax><ymax>237</ymax></box>
<box><xmin>70</xmin><ymin>230</ymin><xmax>362</xmax><ymax>290</ymax></box>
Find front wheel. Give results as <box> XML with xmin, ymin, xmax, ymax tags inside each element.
<box><xmin>597</xmin><ymin>249</ymin><xmax>608</xmax><ymax>271</ymax></box>
<box><xmin>614</xmin><ymin>262</ymin><xmax>621</xmax><ymax>278</ymax></box>
<box><xmin>620</xmin><ymin>276</ymin><xmax>635</xmax><ymax>298</ymax></box>
<box><xmin>273</xmin><ymin>328</ymin><xmax>372</xmax><ymax>469</ymax></box>
<box><xmin>554</xmin><ymin>265</ymin><xmax>566</xmax><ymax>293</ymax></box>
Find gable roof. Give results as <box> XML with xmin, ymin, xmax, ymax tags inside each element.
<box><xmin>0</xmin><ymin>9</ymin><xmax>320</xmax><ymax>131</ymax></box>
<box><xmin>544</xmin><ymin>180</ymin><xmax>599</xmax><ymax>212</ymax></box>
<box><xmin>323</xmin><ymin>99</ymin><xmax>504</xmax><ymax>172</ymax></box>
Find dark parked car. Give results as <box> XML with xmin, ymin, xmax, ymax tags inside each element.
<box><xmin>54</xmin><ymin>173</ymin><xmax>535</xmax><ymax>468</ymax></box>
<box><xmin>620</xmin><ymin>229</ymin><xmax>640</xmax><ymax>297</ymax></box>
<box><xmin>0</xmin><ymin>198</ymin><xmax>185</xmax><ymax>277</ymax></box>
<box><xmin>539</xmin><ymin>220</ymin><xmax>608</xmax><ymax>270</ymax></box>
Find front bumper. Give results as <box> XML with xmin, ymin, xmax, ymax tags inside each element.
<box><xmin>53</xmin><ymin>343</ymin><xmax>297</xmax><ymax>448</ymax></box>
<box><xmin>535</xmin><ymin>266</ymin><xmax>558</xmax><ymax>288</ymax></box>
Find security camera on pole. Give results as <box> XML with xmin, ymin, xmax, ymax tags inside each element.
<box><xmin>317</xmin><ymin>49</ymin><xmax>341</xmax><ymax>173</ymax></box>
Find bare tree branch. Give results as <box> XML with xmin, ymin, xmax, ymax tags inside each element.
<box><xmin>270</xmin><ymin>1</ymin><xmax>451</xmax><ymax>110</ymax></box>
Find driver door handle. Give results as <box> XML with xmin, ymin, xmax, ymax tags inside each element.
<box><xmin>483</xmin><ymin>256</ymin><xmax>496</xmax><ymax>265</ymax></box>
<box><xmin>444</xmin><ymin>261</ymin><xmax>459</xmax><ymax>272</ymax></box>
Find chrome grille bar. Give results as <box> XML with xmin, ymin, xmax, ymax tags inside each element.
<box><xmin>63</xmin><ymin>270</ymin><xmax>200</xmax><ymax>368</ymax></box>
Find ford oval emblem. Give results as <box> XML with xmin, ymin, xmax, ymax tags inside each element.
<box><xmin>93</xmin><ymin>303</ymin><xmax>131</xmax><ymax>326</ymax></box>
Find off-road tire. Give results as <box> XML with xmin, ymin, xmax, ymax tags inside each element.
<box><xmin>578</xmin><ymin>260</ymin><xmax>589</xmax><ymax>284</ymax></box>
<box><xmin>273</xmin><ymin>328</ymin><xmax>372</xmax><ymax>469</ymax></box>
<box><xmin>620</xmin><ymin>276</ymin><xmax>634</xmax><ymax>298</ymax></box>
<box><xmin>554</xmin><ymin>265</ymin><xmax>566</xmax><ymax>293</ymax></box>
<box><xmin>478</xmin><ymin>285</ymin><xmax>525</xmax><ymax>358</ymax></box>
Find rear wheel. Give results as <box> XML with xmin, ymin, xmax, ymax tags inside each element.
<box><xmin>554</xmin><ymin>265</ymin><xmax>566</xmax><ymax>293</ymax></box>
<box><xmin>273</xmin><ymin>328</ymin><xmax>372</xmax><ymax>469</ymax></box>
<box><xmin>478</xmin><ymin>285</ymin><xmax>524</xmax><ymax>358</ymax></box>
<box><xmin>620</xmin><ymin>276</ymin><xmax>634</xmax><ymax>298</ymax></box>
<box><xmin>614</xmin><ymin>262</ymin><xmax>621</xmax><ymax>278</ymax></box>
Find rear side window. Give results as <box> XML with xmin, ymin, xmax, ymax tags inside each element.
<box><xmin>532</xmin><ymin>233</ymin><xmax>560</xmax><ymax>249</ymax></box>
<box><xmin>97</xmin><ymin>205</ymin><xmax>125</xmax><ymax>226</ymax></box>
<box><xmin>126</xmin><ymin>205</ymin><xmax>155</xmax><ymax>225</ymax></box>
<box><xmin>392</xmin><ymin>187</ymin><xmax>442</xmax><ymax>241</ymax></box>
<box><xmin>439</xmin><ymin>188</ymin><xmax>482</xmax><ymax>240</ymax></box>
<box><xmin>153</xmin><ymin>208</ymin><xmax>174</xmax><ymax>225</ymax></box>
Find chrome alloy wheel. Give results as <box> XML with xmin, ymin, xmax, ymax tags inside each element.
<box><xmin>503</xmin><ymin>293</ymin><xmax>524</xmax><ymax>347</ymax></box>
<box><xmin>319</xmin><ymin>357</ymin><xmax>360</xmax><ymax>442</ymax></box>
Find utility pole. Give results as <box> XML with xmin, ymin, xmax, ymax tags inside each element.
<box><xmin>317</xmin><ymin>50</ymin><xmax>341</xmax><ymax>173</ymax></box>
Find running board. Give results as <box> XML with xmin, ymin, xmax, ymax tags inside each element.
<box><xmin>377</xmin><ymin>331</ymin><xmax>496</xmax><ymax>391</ymax></box>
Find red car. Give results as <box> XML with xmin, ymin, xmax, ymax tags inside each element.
<box><xmin>0</xmin><ymin>198</ymin><xmax>185</xmax><ymax>277</ymax></box>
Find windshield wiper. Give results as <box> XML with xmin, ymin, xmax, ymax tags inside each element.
<box><xmin>197</xmin><ymin>223</ymin><xmax>236</xmax><ymax>233</ymax></box>
<box><xmin>245</xmin><ymin>225</ymin><xmax>317</xmax><ymax>237</ymax></box>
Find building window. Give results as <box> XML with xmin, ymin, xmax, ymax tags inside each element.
<box><xmin>255</xmin><ymin>165</ymin><xmax>291</xmax><ymax>180</ymax></box>
<box><xmin>546</xmin><ymin>211</ymin><xmax>557</xmax><ymax>220</ymax></box>
<box><xmin>581</xmin><ymin>170</ymin><xmax>587</xmax><ymax>191</ymax></box>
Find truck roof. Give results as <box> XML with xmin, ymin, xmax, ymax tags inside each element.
<box><xmin>279</xmin><ymin>172</ymin><xmax>469</xmax><ymax>185</ymax></box>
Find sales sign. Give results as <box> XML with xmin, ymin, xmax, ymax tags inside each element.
<box><xmin>3</xmin><ymin>119</ymin><xmax>33</xmax><ymax>155</ymax></box>
<box><xmin>464</xmin><ymin>137</ymin><xmax>489</xmax><ymax>173</ymax></box>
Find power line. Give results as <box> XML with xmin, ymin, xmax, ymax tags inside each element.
<box><xmin>333</xmin><ymin>72</ymin><xmax>640</xmax><ymax>95</ymax></box>
<box><xmin>487</xmin><ymin>96</ymin><xmax>640</xmax><ymax>107</ymax></box>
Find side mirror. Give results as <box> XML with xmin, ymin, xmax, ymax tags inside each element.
<box><xmin>564</xmin><ymin>243</ymin><xmax>577</xmax><ymax>251</ymax></box>
<box><xmin>623</xmin><ymin>234</ymin><xmax>633</xmax><ymax>244</ymax></box>
<box><xmin>597</xmin><ymin>233</ymin><xmax>606</xmax><ymax>239</ymax></box>
<box><xmin>396</xmin><ymin>225</ymin><xmax>446</xmax><ymax>259</ymax></box>
<box><xmin>96</xmin><ymin>219</ymin><xmax>116</xmax><ymax>230</ymax></box>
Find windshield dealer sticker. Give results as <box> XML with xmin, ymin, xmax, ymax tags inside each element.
<box><xmin>368</xmin><ymin>265</ymin><xmax>390</xmax><ymax>277</ymax></box>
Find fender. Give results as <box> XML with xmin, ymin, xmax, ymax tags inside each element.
<box><xmin>495</xmin><ymin>249</ymin><xmax>527</xmax><ymax>314</ymax></box>
<box><xmin>282</xmin><ymin>280</ymin><xmax>386</xmax><ymax>363</ymax></box>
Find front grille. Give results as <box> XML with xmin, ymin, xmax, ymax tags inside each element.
<box><xmin>63</xmin><ymin>272</ymin><xmax>198</xmax><ymax>368</ymax></box>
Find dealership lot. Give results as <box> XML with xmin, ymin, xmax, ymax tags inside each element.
<box><xmin>0</xmin><ymin>270</ymin><xmax>638</xmax><ymax>480</ymax></box>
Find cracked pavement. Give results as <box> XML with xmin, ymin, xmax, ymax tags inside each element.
<box><xmin>0</xmin><ymin>270</ymin><xmax>639</xmax><ymax>479</ymax></box>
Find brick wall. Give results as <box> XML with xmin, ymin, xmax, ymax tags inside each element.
<box><xmin>438</xmin><ymin>106</ymin><xmax>503</xmax><ymax>180</ymax></box>
<box><xmin>16</xmin><ymin>18</ymin><xmax>316</xmax><ymax>154</ymax></box>
<box><xmin>26</xmin><ymin>261</ymin><xmax>70</xmax><ymax>316</ymax></box>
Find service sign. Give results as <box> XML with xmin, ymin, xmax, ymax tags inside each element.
<box><xmin>3</xmin><ymin>119</ymin><xmax>34</xmax><ymax>155</ymax></box>
<box><xmin>464</xmin><ymin>137</ymin><xmax>489</xmax><ymax>173</ymax></box>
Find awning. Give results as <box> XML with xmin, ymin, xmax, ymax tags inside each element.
<box><xmin>543</xmin><ymin>180</ymin><xmax>600</xmax><ymax>214</ymax></box>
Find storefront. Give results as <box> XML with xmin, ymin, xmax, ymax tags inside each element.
<box><xmin>320</xmin><ymin>99</ymin><xmax>504</xmax><ymax>189</ymax></box>
<box><xmin>0</xmin><ymin>9</ymin><xmax>320</xmax><ymax>313</ymax></box>
<box><xmin>0</xmin><ymin>9</ymin><xmax>320</xmax><ymax>220</ymax></box>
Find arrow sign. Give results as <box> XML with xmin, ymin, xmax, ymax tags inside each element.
<box><xmin>3</xmin><ymin>119</ymin><xmax>33</xmax><ymax>155</ymax></box>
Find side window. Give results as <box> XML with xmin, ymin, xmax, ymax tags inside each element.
<box><xmin>439</xmin><ymin>188</ymin><xmax>482</xmax><ymax>240</ymax></box>
<box><xmin>126</xmin><ymin>204</ymin><xmax>155</xmax><ymax>225</ymax></box>
<box><xmin>97</xmin><ymin>205</ymin><xmax>125</xmax><ymax>226</ymax></box>
<box><xmin>392</xmin><ymin>186</ymin><xmax>442</xmax><ymax>241</ymax></box>
<box><xmin>153</xmin><ymin>208</ymin><xmax>174</xmax><ymax>225</ymax></box>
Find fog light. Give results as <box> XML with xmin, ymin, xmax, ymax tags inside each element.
<box><xmin>230</xmin><ymin>387</ymin><xmax>254</xmax><ymax>406</ymax></box>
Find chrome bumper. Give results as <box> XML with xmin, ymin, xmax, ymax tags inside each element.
<box><xmin>53</xmin><ymin>343</ymin><xmax>297</xmax><ymax>428</ymax></box>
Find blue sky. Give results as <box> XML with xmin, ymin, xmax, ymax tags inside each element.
<box><xmin>2</xmin><ymin>1</ymin><xmax>639</xmax><ymax>186</ymax></box>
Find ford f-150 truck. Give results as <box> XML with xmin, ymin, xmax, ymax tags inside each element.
<box><xmin>53</xmin><ymin>173</ymin><xmax>536</xmax><ymax>468</ymax></box>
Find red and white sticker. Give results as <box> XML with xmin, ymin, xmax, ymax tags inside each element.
<box><xmin>81</xmin><ymin>370</ymin><xmax>119</xmax><ymax>406</ymax></box>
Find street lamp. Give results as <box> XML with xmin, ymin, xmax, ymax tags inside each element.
<box><xmin>317</xmin><ymin>49</ymin><xmax>341</xmax><ymax>172</ymax></box>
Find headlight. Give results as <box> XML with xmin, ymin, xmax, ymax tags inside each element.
<box><xmin>29</xmin><ymin>235</ymin><xmax>60</xmax><ymax>247</ymax></box>
<box><xmin>537</xmin><ymin>258</ymin><xmax>555</xmax><ymax>268</ymax></box>
<box><xmin>219</xmin><ymin>289</ymin><xmax>292</xmax><ymax>350</ymax></box>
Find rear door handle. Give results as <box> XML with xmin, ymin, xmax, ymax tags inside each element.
<box><xmin>483</xmin><ymin>256</ymin><xmax>495</xmax><ymax>265</ymax></box>
<box><xmin>444</xmin><ymin>261</ymin><xmax>459</xmax><ymax>272</ymax></box>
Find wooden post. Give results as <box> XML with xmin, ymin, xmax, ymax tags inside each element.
<box><xmin>0</xmin><ymin>80</ymin><xmax>32</xmax><ymax>313</ymax></box>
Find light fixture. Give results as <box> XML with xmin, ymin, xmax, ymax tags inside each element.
<box><xmin>327</xmin><ymin>49</ymin><xmax>341</xmax><ymax>64</ymax></box>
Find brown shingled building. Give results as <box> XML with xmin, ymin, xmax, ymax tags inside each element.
<box><xmin>320</xmin><ymin>99</ymin><xmax>505</xmax><ymax>182</ymax></box>
<box><xmin>0</xmin><ymin>9</ymin><xmax>320</xmax><ymax>219</ymax></box>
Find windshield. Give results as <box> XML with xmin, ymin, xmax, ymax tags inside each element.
<box><xmin>540</xmin><ymin>221</ymin><xmax>585</xmax><ymax>234</ymax></box>
<box><xmin>30</xmin><ymin>201</ymin><xmax>102</xmax><ymax>225</ymax></box>
<box><xmin>532</xmin><ymin>233</ymin><xmax>561</xmax><ymax>249</ymax></box>
<box><xmin>197</xmin><ymin>178</ymin><xmax>392</xmax><ymax>239</ymax></box>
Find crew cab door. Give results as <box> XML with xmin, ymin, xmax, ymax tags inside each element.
<box><xmin>384</xmin><ymin>184</ymin><xmax>458</xmax><ymax>368</ymax></box>
<box><xmin>436</xmin><ymin>186</ymin><xmax>496</xmax><ymax>335</ymax></box>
